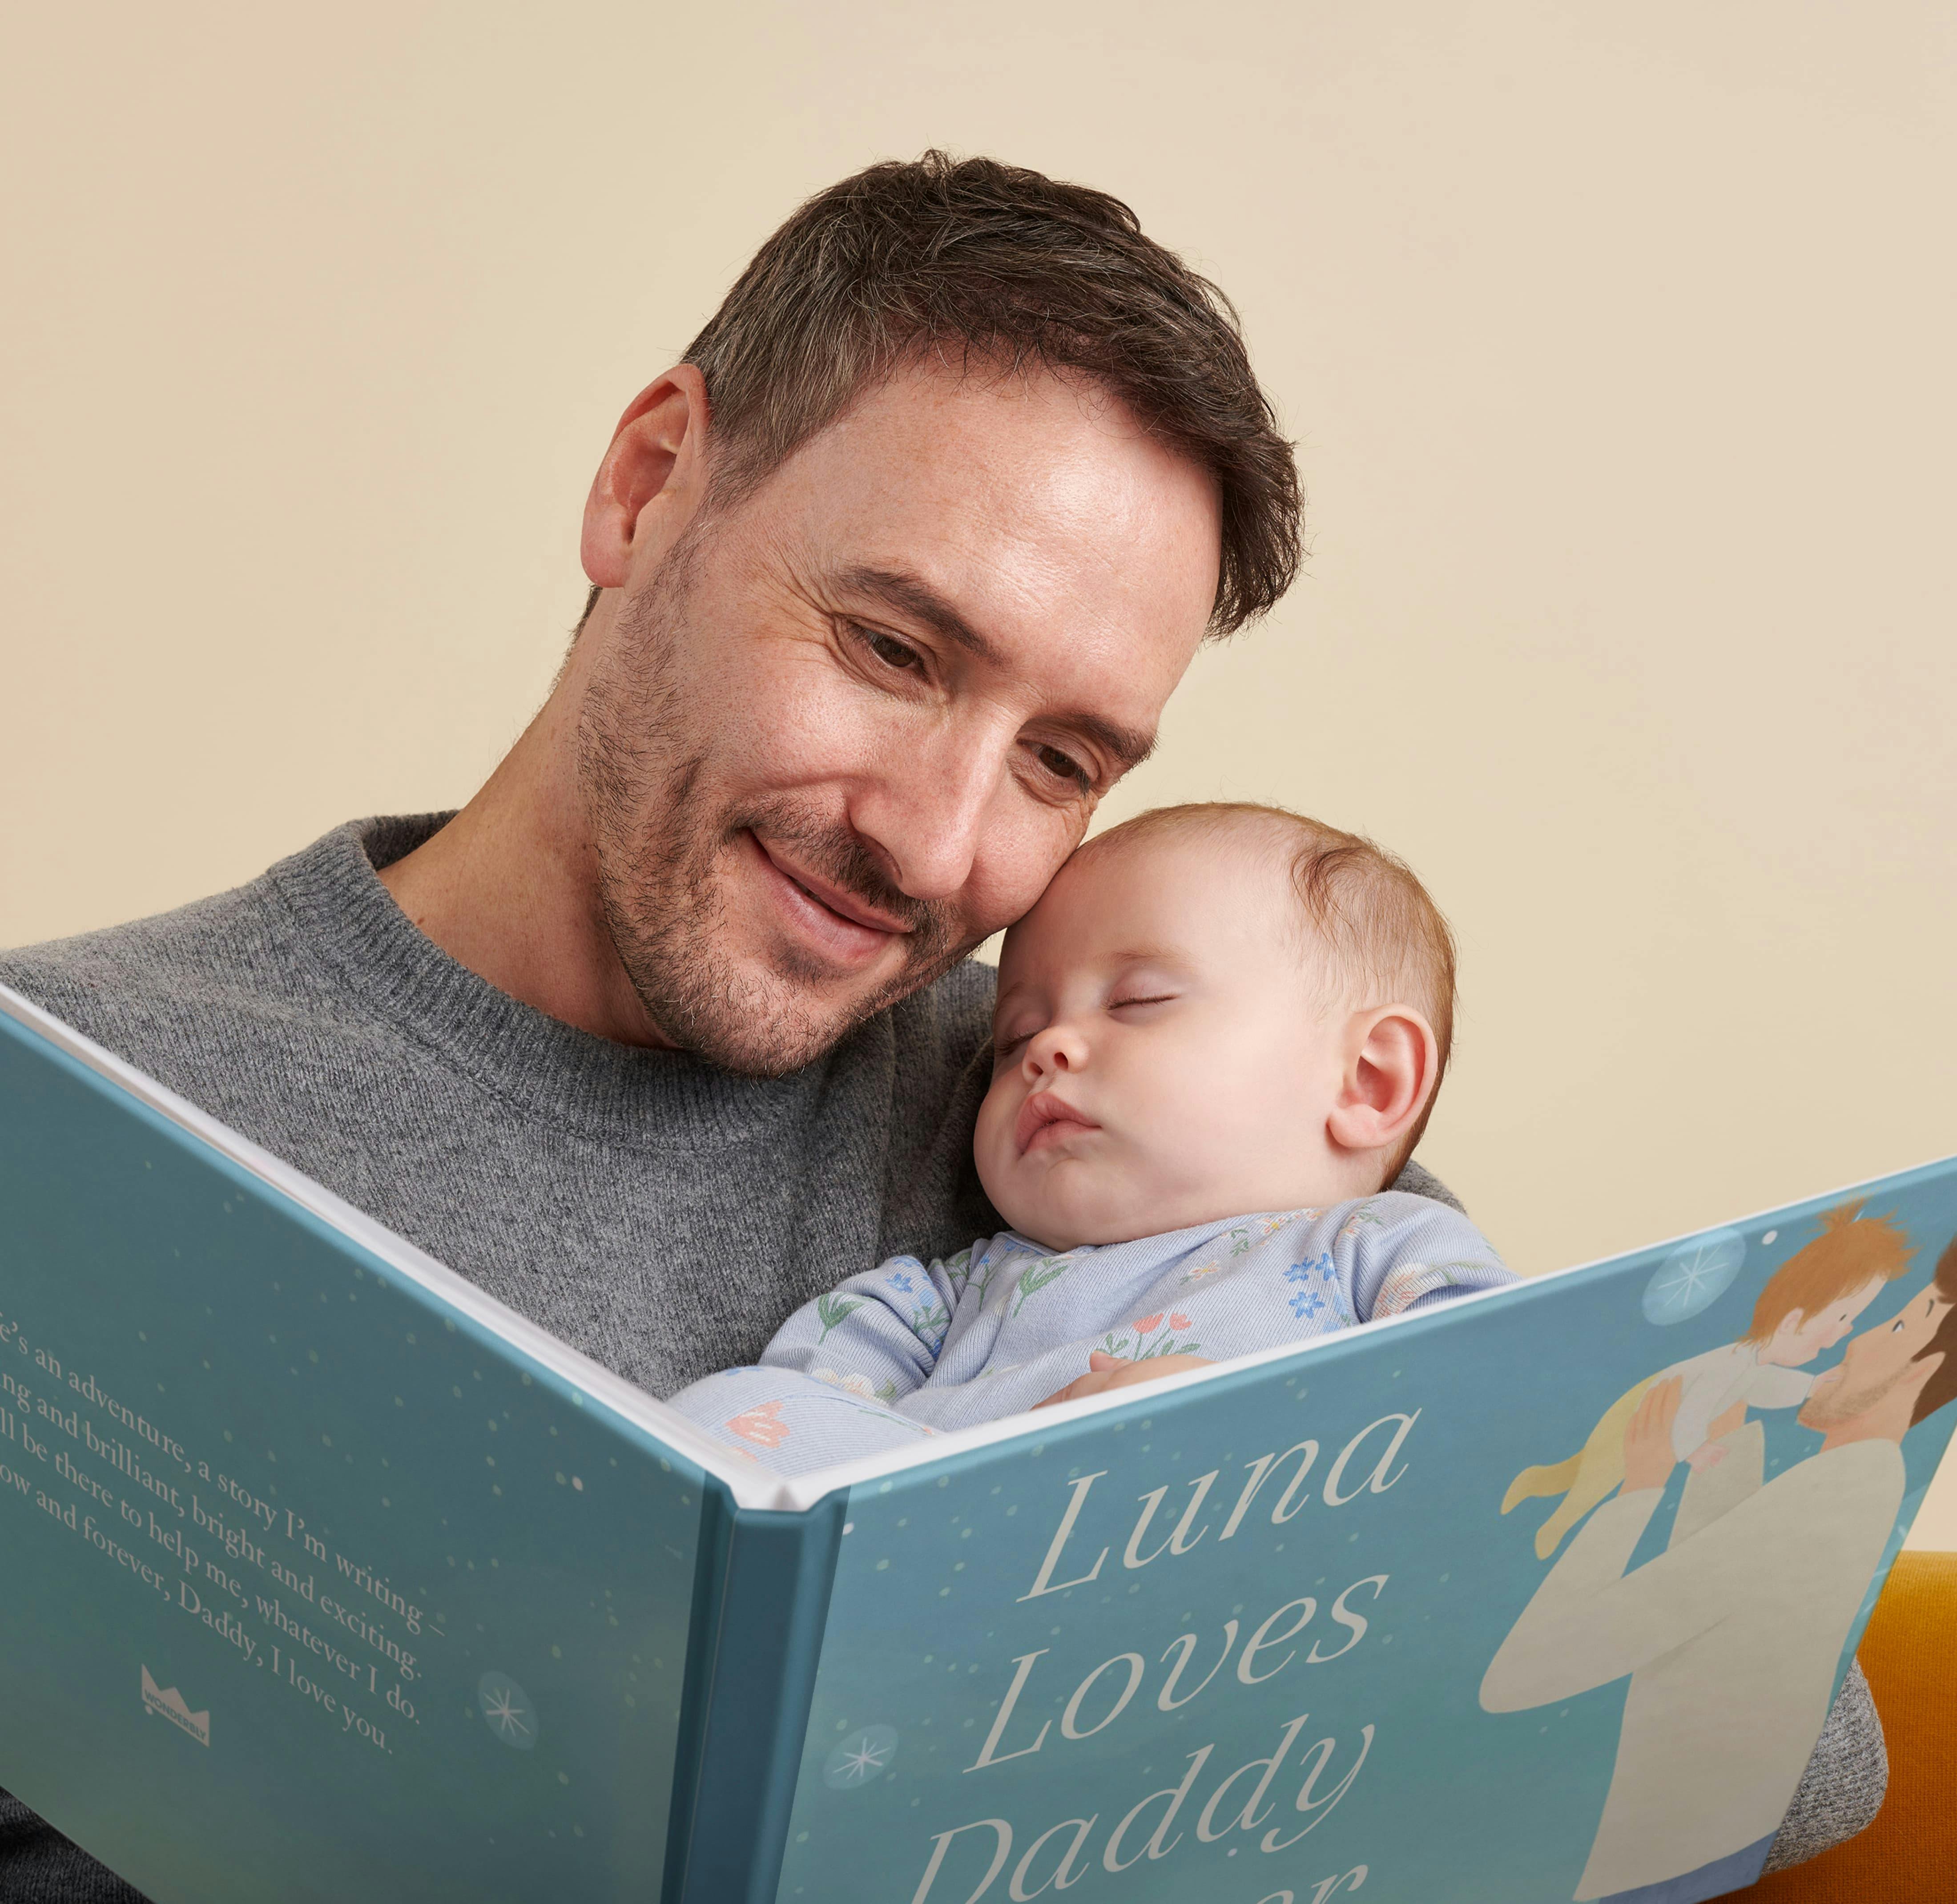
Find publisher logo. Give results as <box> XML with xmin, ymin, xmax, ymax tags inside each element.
<box><xmin>141</xmin><ymin>1667</ymin><xmax>209</xmax><ymax>1747</ymax></box>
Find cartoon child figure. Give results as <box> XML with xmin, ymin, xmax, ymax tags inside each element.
<box><xmin>1503</xmin><ymin>1201</ymin><xmax>1914</xmax><ymax>1558</ymax></box>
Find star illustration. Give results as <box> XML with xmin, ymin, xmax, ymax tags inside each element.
<box><xmin>483</xmin><ymin>1690</ymin><xmax>532</xmax><ymax>1742</ymax></box>
<box><xmin>1656</xmin><ymin>1253</ymin><xmax>1720</xmax><ymax>1305</ymax></box>
<box><xmin>834</xmin><ymin>1737</ymin><xmax>891</xmax><ymax>1782</ymax></box>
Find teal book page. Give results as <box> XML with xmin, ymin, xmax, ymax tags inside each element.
<box><xmin>773</xmin><ymin>1160</ymin><xmax>1957</xmax><ymax>1904</ymax></box>
<box><xmin>0</xmin><ymin>1004</ymin><xmax>708</xmax><ymax>1904</ymax></box>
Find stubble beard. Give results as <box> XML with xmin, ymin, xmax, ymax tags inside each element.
<box><xmin>1796</xmin><ymin>1364</ymin><xmax>1901</xmax><ymax>1433</ymax></box>
<box><xmin>575</xmin><ymin>528</ymin><xmax>967</xmax><ymax>1076</ymax></box>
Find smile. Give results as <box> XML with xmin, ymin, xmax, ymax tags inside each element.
<box><xmin>745</xmin><ymin>831</ymin><xmax>908</xmax><ymax>972</ymax></box>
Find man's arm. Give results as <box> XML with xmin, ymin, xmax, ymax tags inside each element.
<box><xmin>1480</xmin><ymin>1378</ymin><xmax>1758</xmax><ymax>1709</ymax></box>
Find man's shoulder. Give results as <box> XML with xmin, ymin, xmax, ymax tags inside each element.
<box><xmin>0</xmin><ymin>876</ymin><xmax>295</xmax><ymax>1054</ymax></box>
<box><xmin>881</xmin><ymin>956</ymin><xmax>996</xmax><ymax>1076</ymax></box>
<box><xmin>0</xmin><ymin>824</ymin><xmax>383</xmax><ymax>1072</ymax></box>
<box><xmin>890</xmin><ymin>956</ymin><xmax>995</xmax><ymax>1033</ymax></box>
<box><xmin>861</xmin><ymin>960</ymin><xmax>1000</xmax><ymax>1259</ymax></box>
<box><xmin>1388</xmin><ymin>1156</ymin><xmax>1465</xmax><ymax>1214</ymax></box>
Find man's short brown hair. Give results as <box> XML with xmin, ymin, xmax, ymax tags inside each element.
<box><xmin>1909</xmin><ymin>1230</ymin><xmax>1957</xmax><ymax>1428</ymax></box>
<box><xmin>587</xmin><ymin>151</ymin><xmax>1299</xmax><ymax>638</ymax></box>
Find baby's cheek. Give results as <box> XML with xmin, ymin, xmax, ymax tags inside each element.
<box><xmin>972</xmin><ymin>1090</ymin><xmax>1019</xmax><ymax>1189</ymax></box>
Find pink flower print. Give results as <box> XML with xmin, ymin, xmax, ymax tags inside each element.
<box><xmin>1133</xmin><ymin>1313</ymin><xmax>1164</xmax><ymax>1334</ymax></box>
<box><xmin>727</xmin><ymin>1400</ymin><xmax>789</xmax><ymax>1449</ymax></box>
<box><xmin>1170</xmin><ymin>1312</ymin><xmax>1192</xmax><ymax>1331</ymax></box>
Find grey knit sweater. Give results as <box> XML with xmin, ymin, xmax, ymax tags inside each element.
<box><xmin>0</xmin><ymin>817</ymin><xmax>1884</xmax><ymax>1897</ymax></box>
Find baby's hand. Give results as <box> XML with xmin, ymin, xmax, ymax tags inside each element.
<box><xmin>1035</xmin><ymin>1351</ymin><xmax>1214</xmax><ymax>1410</ymax></box>
<box><xmin>1684</xmin><ymin>1443</ymin><xmax>1727</xmax><ymax>1472</ymax></box>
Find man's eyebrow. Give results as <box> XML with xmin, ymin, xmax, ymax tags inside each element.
<box><xmin>1070</xmin><ymin>714</ymin><xmax>1157</xmax><ymax>775</ymax></box>
<box><xmin>838</xmin><ymin>564</ymin><xmax>1007</xmax><ymax>666</ymax></box>
<box><xmin>836</xmin><ymin>563</ymin><xmax>1157</xmax><ymax>774</ymax></box>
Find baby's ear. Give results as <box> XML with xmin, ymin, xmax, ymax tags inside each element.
<box><xmin>1326</xmin><ymin>1005</ymin><xmax>1440</xmax><ymax>1157</ymax></box>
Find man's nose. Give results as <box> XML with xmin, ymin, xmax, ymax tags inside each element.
<box><xmin>847</xmin><ymin>729</ymin><xmax>1009</xmax><ymax>903</ymax></box>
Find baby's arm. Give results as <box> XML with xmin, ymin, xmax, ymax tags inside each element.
<box><xmin>663</xmin><ymin>1249</ymin><xmax>974</xmax><ymax>1476</ymax></box>
<box><xmin>1677</xmin><ymin>1363</ymin><xmax>1816</xmax><ymax>1471</ymax></box>
<box><xmin>758</xmin><ymin>1252</ymin><xmax>964</xmax><ymax>1400</ymax></box>
<box><xmin>1744</xmin><ymin>1364</ymin><xmax>1817</xmax><ymax>1409</ymax></box>
<box><xmin>1037</xmin><ymin>1195</ymin><xmax>1511</xmax><ymax>1411</ymax></box>
<box><xmin>1338</xmin><ymin>1194</ymin><xmax>1513</xmax><ymax>1321</ymax></box>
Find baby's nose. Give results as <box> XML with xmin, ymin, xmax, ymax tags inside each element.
<box><xmin>1025</xmin><ymin>1027</ymin><xmax>1082</xmax><ymax>1076</ymax></box>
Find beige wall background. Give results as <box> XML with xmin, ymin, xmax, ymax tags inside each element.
<box><xmin>4</xmin><ymin>3</ymin><xmax>1954</xmax><ymax>1534</ymax></box>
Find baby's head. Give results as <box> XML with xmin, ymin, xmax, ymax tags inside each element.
<box><xmin>975</xmin><ymin>803</ymin><xmax>1456</xmax><ymax>1250</ymax></box>
<box><xmin>1742</xmin><ymin>1200</ymin><xmax>1916</xmax><ymax>1366</ymax></box>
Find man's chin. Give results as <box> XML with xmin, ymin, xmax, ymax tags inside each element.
<box><xmin>632</xmin><ymin>949</ymin><xmax>947</xmax><ymax>1077</ymax></box>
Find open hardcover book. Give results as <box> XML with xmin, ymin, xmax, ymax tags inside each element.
<box><xmin>2</xmin><ymin>981</ymin><xmax>1953</xmax><ymax>1904</ymax></box>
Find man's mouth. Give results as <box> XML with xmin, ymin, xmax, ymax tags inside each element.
<box><xmin>1016</xmin><ymin>1090</ymin><xmax>1101</xmax><ymax>1156</ymax></box>
<box><xmin>746</xmin><ymin>831</ymin><xmax>911</xmax><ymax>971</ymax></box>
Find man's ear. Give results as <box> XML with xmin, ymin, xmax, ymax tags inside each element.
<box><xmin>1325</xmin><ymin>1005</ymin><xmax>1439</xmax><ymax>1158</ymax></box>
<box><xmin>580</xmin><ymin>364</ymin><xmax>711</xmax><ymax>592</ymax></box>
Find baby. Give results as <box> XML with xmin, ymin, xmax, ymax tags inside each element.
<box><xmin>670</xmin><ymin>802</ymin><xmax>1514</xmax><ymax>1476</ymax></box>
<box><xmin>1503</xmin><ymin>1198</ymin><xmax>1913</xmax><ymax>1557</ymax></box>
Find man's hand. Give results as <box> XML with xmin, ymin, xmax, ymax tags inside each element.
<box><xmin>1623</xmin><ymin>1376</ymin><xmax>1685</xmax><ymax>1493</ymax></box>
<box><xmin>1036</xmin><ymin>1350</ymin><xmax>1214</xmax><ymax>1409</ymax></box>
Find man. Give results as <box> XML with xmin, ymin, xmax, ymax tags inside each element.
<box><xmin>1481</xmin><ymin>1231</ymin><xmax>1957</xmax><ymax>1902</ymax></box>
<box><xmin>0</xmin><ymin>153</ymin><xmax>1878</xmax><ymax>1896</ymax></box>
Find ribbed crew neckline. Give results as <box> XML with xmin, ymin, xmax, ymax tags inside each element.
<box><xmin>267</xmin><ymin>814</ymin><xmax>837</xmax><ymax>1150</ymax></box>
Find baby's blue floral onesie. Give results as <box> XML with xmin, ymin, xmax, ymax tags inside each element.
<box><xmin>668</xmin><ymin>1192</ymin><xmax>1511</xmax><ymax>1476</ymax></box>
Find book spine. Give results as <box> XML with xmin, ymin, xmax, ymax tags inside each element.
<box><xmin>662</xmin><ymin>1482</ymin><xmax>848</xmax><ymax>1904</ymax></box>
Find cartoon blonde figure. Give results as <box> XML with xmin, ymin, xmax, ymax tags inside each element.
<box><xmin>1502</xmin><ymin>1201</ymin><xmax>1914</xmax><ymax>1557</ymax></box>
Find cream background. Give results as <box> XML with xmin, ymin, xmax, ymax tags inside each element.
<box><xmin>3</xmin><ymin>4</ymin><xmax>1953</xmax><ymax>1538</ymax></box>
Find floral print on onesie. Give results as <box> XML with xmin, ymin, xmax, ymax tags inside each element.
<box><xmin>668</xmin><ymin>1192</ymin><xmax>1511</xmax><ymax>1478</ymax></box>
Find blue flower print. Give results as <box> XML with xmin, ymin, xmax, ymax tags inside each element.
<box><xmin>1283</xmin><ymin>1252</ymin><xmax>1343</xmax><ymax>1324</ymax></box>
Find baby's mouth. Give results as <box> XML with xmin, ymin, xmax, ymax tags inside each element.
<box><xmin>1016</xmin><ymin>1091</ymin><xmax>1100</xmax><ymax>1156</ymax></box>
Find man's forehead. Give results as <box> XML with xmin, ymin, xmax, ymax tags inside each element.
<box><xmin>763</xmin><ymin>359</ymin><xmax>1220</xmax><ymax>653</ymax></box>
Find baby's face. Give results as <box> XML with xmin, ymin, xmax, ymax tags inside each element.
<box><xmin>975</xmin><ymin>830</ymin><xmax>1353</xmax><ymax>1250</ymax></box>
<box><xmin>1769</xmin><ymin>1279</ymin><xmax>1887</xmax><ymax>1364</ymax></box>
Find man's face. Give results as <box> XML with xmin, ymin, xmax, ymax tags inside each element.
<box><xmin>1797</xmin><ymin>1284</ymin><xmax>1952</xmax><ymax>1432</ymax></box>
<box><xmin>576</xmin><ymin>361</ymin><xmax>1220</xmax><ymax>1073</ymax></box>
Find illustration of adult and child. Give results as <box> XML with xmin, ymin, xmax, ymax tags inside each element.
<box><xmin>1483</xmin><ymin>1210</ymin><xmax>1957</xmax><ymax>1904</ymax></box>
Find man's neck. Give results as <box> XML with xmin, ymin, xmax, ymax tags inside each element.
<box><xmin>1817</xmin><ymin>1388</ymin><xmax>1913</xmax><ymax>1454</ymax></box>
<box><xmin>375</xmin><ymin>671</ymin><xmax>674</xmax><ymax>1050</ymax></box>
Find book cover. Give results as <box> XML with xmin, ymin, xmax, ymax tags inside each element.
<box><xmin>3</xmin><ymin>984</ymin><xmax>1953</xmax><ymax>1904</ymax></box>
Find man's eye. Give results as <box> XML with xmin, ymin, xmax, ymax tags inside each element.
<box><xmin>859</xmin><ymin>626</ymin><xmax>923</xmax><ymax>672</ymax></box>
<box><xmin>1034</xmin><ymin>743</ymin><xmax>1091</xmax><ymax>791</ymax></box>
